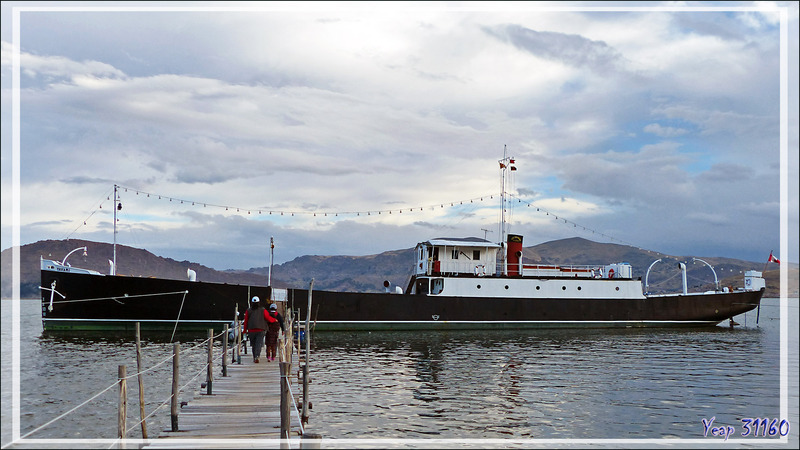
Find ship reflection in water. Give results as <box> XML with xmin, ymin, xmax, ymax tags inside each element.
<box><xmin>307</xmin><ymin>299</ymin><xmax>791</xmax><ymax>441</ymax></box>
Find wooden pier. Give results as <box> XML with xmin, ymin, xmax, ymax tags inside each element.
<box><xmin>142</xmin><ymin>357</ymin><xmax>309</xmax><ymax>448</ymax></box>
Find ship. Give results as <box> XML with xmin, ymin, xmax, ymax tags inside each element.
<box><xmin>40</xmin><ymin>153</ymin><xmax>765</xmax><ymax>331</ymax></box>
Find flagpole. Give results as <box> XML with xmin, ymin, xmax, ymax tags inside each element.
<box><xmin>763</xmin><ymin>250</ymin><xmax>777</xmax><ymax>273</ymax></box>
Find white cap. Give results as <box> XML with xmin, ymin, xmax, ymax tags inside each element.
<box><xmin>269</xmin><ymin>303</ymin><xmax>277</xmax><ymax>310</ymax></box>
<box><xmin>251</xmin><ymin>296</ymin><xmax>260</xmax><ymax>303</ymax></box>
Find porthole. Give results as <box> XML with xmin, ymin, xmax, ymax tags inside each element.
<box><xmin>562</xmin><ymin>286</ymin><xmax>567</xmax><ymax>290</ymax></box>
<box><xmin>536</xmin><ymin>286</ymin><xmax>540</xmax><ymax>290</ymax></box>
<box><xmin>615</xmin><ymin>287</ymin><xmax>620</xmax><ymax>291</ymax></box>
<box><xmin>504</xmin><ymin>285</ymin><xmax>509</xmax><ymax>290</ymax></box>
<box><xmin>577</xmin><ymin>286</ymin><xmax>582</xmax><ymax>291</ymax></box>
<box><xmin>477</xmin><ymin>285</ymin><xmax>482</xmax><ymax>289</ymax></box>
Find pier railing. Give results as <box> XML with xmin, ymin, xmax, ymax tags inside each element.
<box><xmin>18</xmin><ymin>310</ymin><xmax>311</xmax><ymax>446</ymax></box>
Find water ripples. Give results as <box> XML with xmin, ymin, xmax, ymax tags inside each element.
<box><xmin>2</xmin><ymin>298</ymin><xmax>796</xmax><ymax>444</ymax></box>
<box><xmin>305</xmin><ymin>309</ymin><xmax>790</xmax><ymax>440</ymax></box>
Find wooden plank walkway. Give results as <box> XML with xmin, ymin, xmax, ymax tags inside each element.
<box><xmin>142</xmin><ymin>356</ymin><xmax>308</xmax><ymax>449</ymax></box>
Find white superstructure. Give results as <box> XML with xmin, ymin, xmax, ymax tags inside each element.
<box><xmin>409</xmin><ymin>236</ymin><xmax>646</xmax><ymax>299</ymax></box>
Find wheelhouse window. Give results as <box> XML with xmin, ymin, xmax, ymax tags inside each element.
<box><xmin>451</xmin><ymin>249</ymin><xmax>459</xmax><ymax>259</ymax></box>
<box><xmin>473</xmin><ymin>250</ymin><xmax>480</xmax><ymax>260</ymax></box>
<box><xmin>431</xmin><ymin>278</ymin><xmax>444</xmax><ymax>295</ymax></box>
<box><xmin>416</xmin><ymin>278</ymin><xmax>429</xmax><ymax>295</ymax></box>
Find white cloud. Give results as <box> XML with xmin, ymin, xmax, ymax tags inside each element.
<box><xmin>643</xmin><ymin>123</ymin><xmax>689</xmax><ymax>137</ymax></box>
<box><xmin>2</xmin><ymin>3</ymin><xmax>796</xmax><ymax>269</ymax></box>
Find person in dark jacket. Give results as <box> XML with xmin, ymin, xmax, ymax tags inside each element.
<box><xmin>243</xmin><ymin>296</ymin><xmax>270</xmax><ymax>363</ymax></box>
<box><xmin>265</xmin><ymin>303</ymin><xmax>285</xmax><ymax>362</ymax></box>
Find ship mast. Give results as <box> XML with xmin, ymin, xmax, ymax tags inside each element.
<box><xmin>498</xmin><ymin>145</ymin><xmax>516</xmax><ymax>275</ymax></box>
<box><xmin>112</xmin><ymin>184</ymin><xmax>119</xmax><ymax>275</ymax></box>
<box><xmin>499</xmin><ymin>145</ymin><xmax>508</xmax><ymax>244</ymax></box>
<box><xmin>268</xmin><ymin>236</ymin><xmax>274</xmax><ymax>290</ymax></box>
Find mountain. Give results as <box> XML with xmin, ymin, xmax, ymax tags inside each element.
<box><xmin>1</xmin><ymin>239</ymin><xmax>270</xmax><ymax>298</ymax></box>
<box><xmin>245</xmin><ymin>249</ymin><xmax>416</xmax><ymax>293</ymax></box>
<box><xmin>2</xmin><ymin>238</ymin><xmax>794</xmax><ymax>299</ymax></box>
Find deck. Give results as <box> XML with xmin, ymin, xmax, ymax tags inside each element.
<box><xmin>142</xmin><ymin>356</ymin><xmax>312</xmax><ymax>449</ymax></box>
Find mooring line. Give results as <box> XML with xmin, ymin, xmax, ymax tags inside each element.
<box><xmin>170</xmin><ymin>290</ymin><xmax>190</xmax><ymax>342</ymax></box>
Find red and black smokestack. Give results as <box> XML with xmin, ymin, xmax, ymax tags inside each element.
<box><xmin>507</xmin><ymin>234</ymin><xmax>523</xmax><ymax>276</ymax></box>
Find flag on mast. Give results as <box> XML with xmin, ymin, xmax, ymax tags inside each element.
<box><xmin>768</xmin><ymin>251</ymin><xmax>780</xmax><ymax>264</ymax></box>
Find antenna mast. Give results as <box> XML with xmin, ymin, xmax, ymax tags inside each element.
<box><xmin>500</xmin><ymin>145</ymin><xmax>506</xmax><ymax>244</ymax></box>
<box><xmin>498</xmin><ymin>145</ymin><xmax>516</xmax><ymax>244</ymax></box>
<box><xmin>112</xmin><ymin>184</ymin><xmax>118</xmax><ymax>275</ymax></box>
<box><xmin>498</xmin><ymin>145</ymin><xmax>516</xmax><ymax>275</ymax></box>
<box><xmin>268</xmin><ymin>236</ymin><xmax>274</xmax><ymax>289</ymax></box>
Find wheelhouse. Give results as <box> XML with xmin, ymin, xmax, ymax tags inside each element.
<box><xmin>414</xmin><ymin>237</ymin><xmax>501</xmax><ymax>277</ymax></box>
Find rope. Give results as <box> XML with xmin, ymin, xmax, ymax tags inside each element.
<box><xmin>170</xmin><ymin>290</ymin><xmax>190</xmax><ymax>342</ymax></box>
<box><xmin>119</xmin><ymin>352</ymin><xmax>174</xmax><ymax>380</ymax></box>
<box><xmin>283</xmin><ymin>373</ymin><xmax>305</xmax><ymax>435</ymax></box>
<box><xmin>20</xmin><ymin>380</ymin><xmax>119</xmax><ymax>439</ymax></box>
<box><xmin>21</xmin><ymin>328</ymin><xmax>224</xmax><ymax>439</ymax></box>
<box><xmin>51</xmin><ymin>290</ymin><xmax>190</xmax><ymax>304</ymax></box>
<box><xmin>650</xmin><ymin>270</ymin><xmax>683</xmax><ymax>286</ymax></box>
<box><xmin>280</xmin><ymin>317</ymin><xmax>306</xmax><ymax>436</ymax></box>
<box><xmin>123</xmin><ymin>361</ymin><xmax>210</xmax><ymax>436</ymax></box>
<box><xmin>119</xmin><ymin>329</ymin><xmax>228</xmax><ymax>381</ymax></box>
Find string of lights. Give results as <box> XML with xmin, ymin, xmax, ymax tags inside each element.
<box><xmin>114</xmin><ymin>185</ymin><xmax>501</xmax><ymax>218</ymax></box>
<box><xmin>62</xmin><ymin>186</ymin><xmax>116</xmax><ymax>240</ymax></box>
<box><xmin>505</xmin><ymin>193</ymin><xmax>645</xmax><ymax>250</ymax></box>
<box><xmin>66</xmin><ymin>184</ymin><xmax>654</xmax><ymax>254</ymax></box>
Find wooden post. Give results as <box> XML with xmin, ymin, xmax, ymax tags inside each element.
<box><xmin>279</xmin><ymin>362</ymin><xmax>291</xmax><ymax>440</ymax></box>
<box><xmin>295</xmin><ymin>318</ymin><xmax>301</xmax><ymax>370</ymax></box>
<box><xmin>170</xmin><ymin>343</ymin><xmax>180</xmax><ymax>432</ymax></box>
<box><xmin>301</xmin><ymin>433</ymin><xmax>322</xmax><ymax>449</ymax></box>
<box><xmin>302</xmin><ymin>279</ymin><xmax>313</xmax><ymax>425</ymax></box>
<box><xmin>134</xmin><ymin>323</ymin><xmax>148</xmax><ymax>439</ymax></box>
<box><xmin>206</xmin><ymin>329</ymin><xmax>213</xmax><ymax>395</ymax></box>
<box><xmin>222</xmin><ymin>324</ymin><xmax>229</xmax><ymax>377</ymax></box>
<box><xmin>302</xmin><ymin>364</ymin><xmax>309</xmax><ymax>425</ymax></box>
<box><xmin>234</xmin><ymin>305</ymin><xmax>240</xmax><ymax>364</ymax></box>
<box><xmin>118</xmin><ymin>365</ymin><xmax>127</xmax><ymax>440</ymax></box>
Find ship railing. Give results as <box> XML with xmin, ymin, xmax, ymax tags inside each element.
<box><xmin>430</xmin><ymin>260</ymin><xmax>498</xmax><ymax>276</ymax></box>
<box><xmin>427</xmin><ymin>260</ymin><xmax>608</xmax><ymax>278</ymax></box>
<box><xmin>520</xmin><ymin>264</ymin><xmax>601</xmax><ymax>278</ymax></box>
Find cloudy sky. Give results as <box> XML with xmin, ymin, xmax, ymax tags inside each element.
<box><xmin>2</xmin><ymin>1</ymin><xmax>798</xmax><ymax>272</ymax></box>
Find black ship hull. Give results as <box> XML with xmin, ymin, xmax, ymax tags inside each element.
<box><xmin>41</xmin><ymin>269</ymin><xmax>269</xmax><ymax>331</ymax></box>
<box><xmin>41</xmin><ymin>269</ymin><xmax>764</xmax><ymax>331</ymax></box>
<box><xmin>291</xmin><ymin>289</ymin><xmax>764</xmax><ymax>330</ymax></box>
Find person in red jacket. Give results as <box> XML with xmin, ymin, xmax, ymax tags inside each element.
<box><xmin>243</xmin><ymin>296</ymin><xmax>271</xmax><ymax>363</ymax></box>
<box><xmin>265</xmin><ymin>303</ymin><xmax>285</xmax><ymax>362</ymax></box>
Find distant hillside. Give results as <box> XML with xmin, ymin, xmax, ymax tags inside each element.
<box><xmin>2</xmin><ymin>238</ymin><xmax>795</xmax><ymax>298</ymax></box>
<box><xmin>246</xmin><ymin>248</ymin><xmax>416</xmax><ymax>293</ymax></box>
<box><xmin>1</xmin><ymin>239</ymin><xmax>270</xmax><ymax>298</ymax></box>
<box><xmin>519</xmin><ymin>237</ymin><xmax>794</xmax><ymax>296</ymax></box>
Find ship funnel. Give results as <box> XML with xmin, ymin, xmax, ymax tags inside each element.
<box><xmin>507</xmin><ymin>234</ymin><xmax>523</xmax><ymax>276</ymax></box>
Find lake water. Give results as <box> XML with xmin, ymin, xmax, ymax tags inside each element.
<box><xmin>2</xmin><ymin>297</ymin><xmax>798</xmax><ymax>448</ymax></box>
